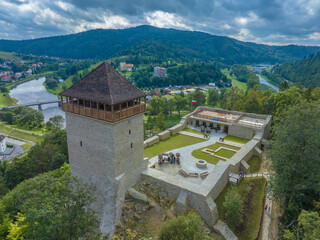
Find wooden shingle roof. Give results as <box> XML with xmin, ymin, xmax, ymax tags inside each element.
<box><xmin>59</xmin><ymin>62</ymin><xmax>146</xmax><ymax>105</ymax></box>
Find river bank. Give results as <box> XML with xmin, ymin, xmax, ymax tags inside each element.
<box><xmin>9</xmin><ymin>77</ymin><xmax>65</xmax><ymax>122</ymax></box>
<box><xmin>257</xmin><ymin>74</ymin><xmax>279</xmax><ymax>92</ymax></box>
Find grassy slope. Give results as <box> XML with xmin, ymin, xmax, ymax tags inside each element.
<box><xmin>0</xmin><ymin>121</ymin><xmax>48</xmax><ymax>135</ymax></box>
<box><xmin>224</xmin><ymin>135</ymin><xmax>250</xmax><ymax>144</ymax></box>
<box><xmin>144</xmin><ymin>134</ymin><xmax>204</xmax><ymax>158</ymax></box>
<box><xmin>0</xmin><ymin>93</ymin><xmax>17</xmax><ymax>107</ymax></box>
<box><xmin>247</xmin><ymin>155</ymin><xmax>262</xmax><ymax>173</ymax></box>
<box><xmin>0</xmin><ymin>51</ymin><xmax>20</xmax><ymax>61</ymax></box>
<box><xmin>215</xmin><ymin>178</ymin><xmax>266</xmax><ymax>240</ymax></box>
<box><xmin>9</xmin><ymin>130</ymin><xmax>42</xmax><ymax>142</ymax></box>
<box><xmin>191</xmin><ymin>143</ymin><xmax>240</xmax><ymax>165</ymax></box>
<box><xmin>222</xmin><ymin>68</ymin><xmax>248</xmax><ymax>92</ymax></box>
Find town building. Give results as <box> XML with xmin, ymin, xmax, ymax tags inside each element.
<box><xmin>154</xmin><ymin>66</ymin><xmax>167</xmax><ymax>77</ymax></box>
<box><xmin>120</xmin><ymin>62</ymin><xmax>134</xmax><ymax>71</ymax></box>
<box><xmin>0</xmin><ymin>135</ymin><xmax>7</xmax><ymax>153</ymax></box>
<box><xmin>60</xmin><ymin>62</ymin><xmax>147</xmax><ymax>235</ymax></box>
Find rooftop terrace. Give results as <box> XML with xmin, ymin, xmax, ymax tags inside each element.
<box><xmin>193</xmin><ymin>108</ymin><xmax>270</xmax><ymax>129</ymax></box>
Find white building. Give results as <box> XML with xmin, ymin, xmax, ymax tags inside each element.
<box><xmin>0</xmin><ymin>135</ymin><xmax>7</xmax><ymax>153</ymax></box>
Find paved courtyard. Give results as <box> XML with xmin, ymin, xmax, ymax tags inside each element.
<box><xmin>149</xmin><ymin>126</ymin><xmax>227</xmax><ymax>184</ymax></box>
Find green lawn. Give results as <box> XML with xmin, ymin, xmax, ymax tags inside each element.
<box><xmin>21</xmin><ymin>142</ymin><xmax>33</xmax><ymax>151</ymax></box>
<box><xmin>144</xmin><ymin>134</ymin><xmax>204</xmax><ymax>158</ymax></box>
<box><xmin>224</xmin><ymin>135</ymin><xmax>250</xmax><ymax>144</ymax></box>
<box><xmin>0</xmin><ymin>124</ymin><xmax>13</xmax><ymax>134</ymax></box>
<box><xmin>247</xmin><ymin>156</ymin><xmax>262</xmax><ymax>173</ymax></box>
<box><xmin>0</xmin><ymin>121</ymin><xmax>48</xmax><ymax>135</ymax></box>
<box><xmin>215</xmin><ymin>178</ymin><xmax>266</xmax><ymax>240</ymax></box>
<box><xmin>10</xmin><ymin>130</ymin><xmax>42</xmax><ymax>142</ymax></box>
<box><xmin>183</xmin><ymin>127</ymin><xmax>208</xmax><ymax>136</ymax></box>
<box><xmin>191</xmin><ymin>143</ymin><xmax>240</xmax><ymax>165</ymax></box>
<box><xmin>0</xmin><ymin>93</ymin><xmax>17</xmax><ymax>107</ymax></box>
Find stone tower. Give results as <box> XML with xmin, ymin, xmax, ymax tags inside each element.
<box><xmin>60</xmin><ymin>62</ymin><xmax>147</xmax><ymax>235</ymax></box>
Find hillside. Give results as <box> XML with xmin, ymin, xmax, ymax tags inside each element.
<box><xmin>0</xmin><ymin>26</ymin><xmax>319</xmax><ymax>64</ymax></box>
<box><xmin>266</xmin><ymin>51</ymin><xmax>320</xmax><ymax>87</ymax></box>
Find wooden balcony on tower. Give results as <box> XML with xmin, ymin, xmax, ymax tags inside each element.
<box><xmin>61</xmin><ymin>97</ymin><xmax>146</xmax><ymax>122</ymax></box>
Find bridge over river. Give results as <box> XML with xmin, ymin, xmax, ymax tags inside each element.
<box><xmin>1</xmin><ymin>100</ymin><xmax>61</xmax><ymax>111</ymax></box>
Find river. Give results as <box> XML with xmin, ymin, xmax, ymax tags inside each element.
<box><xmin>9</xmin><ymin>77</ymin><xmax>65</xmax><ymax>122</ymax></box>
<box><xmin>257</xmin><ymin>74</ymin><xmax>279</xmax><ymax>92</ymax></box>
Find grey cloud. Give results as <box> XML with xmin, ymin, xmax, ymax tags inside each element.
<box><xmin>0</xmin><ymin>0</ymin><xmax>319</xmax><ymax>45</ymax></box>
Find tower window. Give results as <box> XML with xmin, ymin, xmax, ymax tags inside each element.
<box><xmin>80</xmin><ymin>141</ymin><xmax>82</xmax><ymax>146</ymax></box>
<box><xmin>129</xmin><ymin>130</ymin><xmax>131</xmax><ymax>134</ymax></box>
<box><xmin>131</xmin><ymin>143</ymin><xmax>133</xmax><ymax>148</ymax></box>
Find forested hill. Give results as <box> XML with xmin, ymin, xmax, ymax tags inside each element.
<box><xmin>269</xmin><ymin>51</ymin><xmax>320</xmax><ymax>87</ymax></box>
<box><xmin>0</xmin><ymin>25</ymin><xmax>319</xmax><ymax>64</ymax></box>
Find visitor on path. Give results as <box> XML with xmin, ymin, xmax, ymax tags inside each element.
<box><xmin>268</xmin><ymin>207</ymin><xmax>271</xmax><ymax>214</ymax></box>
<box><xmin>265</xmin><ymin>204</ymin><xmax>268</xmax><ymax>211</ymax></box>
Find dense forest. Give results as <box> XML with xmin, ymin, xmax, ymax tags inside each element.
<box><xmin>264</xmin><ymin>51</ymin><xmax>320</xmax><ymax>87</ymax></box>
<box><xmin>133</xmin><ymin>63</ymin><xmax>230</xmax><ymax>88</ymax></box>
<box><xmin>0</xmin><ymin>26</ymin><xmax>319</xmax><ymax>64</ymax></box>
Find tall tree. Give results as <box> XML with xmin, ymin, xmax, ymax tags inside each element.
<box><xmin>174</xmin><ymin>95</ymin><xmax>187</xmax><ymax>117</ymax></box>
<box><xmin>207</xmin><ymin>89</ymin><xmax>219</xmax><ymax>107</ymax></box>
<box><xmin>269</xmin><ymin>102</ymin><xmax>320</xmax><ymax>219</ymax></box>
<box><xmin>0</xmin><ymin>168</ymin><xmax>99</xmax><ymax>240</ymax></box>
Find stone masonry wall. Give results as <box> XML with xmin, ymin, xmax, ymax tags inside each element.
<box><xmin>66</xmin><ymin>112</ymin><xmax>146</xmax><ymax>236</ymax></box>
<box><xmin>157</xmin><ymin>130</ymin><xmax>171</xmax><ymax>140</ymax></box>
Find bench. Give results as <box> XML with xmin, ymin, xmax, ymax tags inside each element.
<box><xmin>200</xmin><ymin>171</ymin><xmax>209</xmax><ymax>179</ymax></box>
<box><xmin>189</xmin><ymin>172</ymin><xmax>199</xmax><ymax>177</ymax></box>
<box><xmin>178</xmin><ymin>169</ymin><xmax>189</xmax><ymax>177</ymax></box>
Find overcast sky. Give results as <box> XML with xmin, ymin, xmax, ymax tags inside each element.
<box><xmin>0</xmin><ymin>0</ymin><xmax>320</xmax><ymax>45</ymax></box>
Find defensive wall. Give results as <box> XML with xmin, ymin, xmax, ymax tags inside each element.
<box><xmin>141</xmin><ymin>107</ymin><xmax>271</xmax><ymax>233</ymax></box>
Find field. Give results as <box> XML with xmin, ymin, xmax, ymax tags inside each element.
<box><xmin>191</xmin><ymin>142</ymin><xmax>240</xmax><ymax>165</ymax></box>
<box><xmin>215</xmin><ymin>178</ymin><xmax>266</xmax><ymax>240</ymax></box>
<box><xmin>144</xmin><ymin>134</ymin><xmax>204</xmax><ymax>158</ymax></box>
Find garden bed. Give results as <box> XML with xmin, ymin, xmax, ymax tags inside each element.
<box><xmin>191</xmin><ymin>143</ymin><xmax>240</xmax><ymax>165</ymax></box>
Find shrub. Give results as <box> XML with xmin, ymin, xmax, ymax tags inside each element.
<box><xmin>158</xmin><ymin>212</ymin><xmax>210</xmax><ymax>240</ymax></box>
<box><xmin>223</xmin><ymin>187</ymin><xmax>244</xmax><ymax>227</ymax></box>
